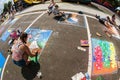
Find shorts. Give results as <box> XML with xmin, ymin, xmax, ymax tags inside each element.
<box><xmin>99</xmin><ymin>19</ymin><xmax>105</xmax><ymax>25</ymax></box>
<box><xmin>13</xmin><ymin>59</ymin><xmax>26</xmax><ymax>67</ymax></box>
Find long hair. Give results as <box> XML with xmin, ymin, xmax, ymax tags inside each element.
<box><xmin>20</xmin><ymin>32</ymin><xmax>28</xmax><ymax>43</ymax></box>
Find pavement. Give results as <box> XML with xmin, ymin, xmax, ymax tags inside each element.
<box><xmin>16</xmin><ymin>2</ymin><xmax>120</xmax><ymax>24</ymax></box>
<box><xmin>0</xmin><ymin>1</ymin><xmax>120</xmax><ymax>80</ymax></box>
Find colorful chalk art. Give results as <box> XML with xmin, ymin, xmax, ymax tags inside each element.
<box><xmin>0</xmin><ymin>17</ymin><xmax>20</xmax><ymax>42</ymax></box>
<box><xmin>0</xmin><ymin>28</ymin><xmax>17</xmax><ymax>42</ymax></box>
<box><xmin>58</xmin><ymin>13</ymin><xmax>79</xmax><ymax>26</ymax></box>
<box><xmin>0</xmin><ymin>30</ymin><xmax>11</xmax><ymax>42</ymax></box>
<box><xmin>92</xmin><ymin>38</ymin><xmax>118</xmax><ymax>75</ymax></box>
<box><xmin>0</xmin><ymin>52</ymin><xmax>5</xmax><ymax>78</ymax></box>
<box><xmin>25</xmin><ymin>28</ymin><xmax>52</xmax><ymax>62</ymax></box>
<box><xmin>4</xmin><ymin>17</ymin><xmax>19</xmax><ymax>25</ymax></box>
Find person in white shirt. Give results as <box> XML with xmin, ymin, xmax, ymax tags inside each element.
<box><xmin>52</xmin><ymin>5</ymin><xmax>64</xmax><ymax>16</ymax></box>
<box><xmin>48</xmin><ymin>0</ymin><xmax>56</xmax><ymax>15</ymax></box>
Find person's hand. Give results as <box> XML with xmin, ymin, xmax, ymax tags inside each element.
<box><xmin>32</xmin><ymin>48</ymin><xmax>41</xmax><ymax>55</ymax></box>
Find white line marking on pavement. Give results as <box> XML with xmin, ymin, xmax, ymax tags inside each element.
<box><xmin>84</xmin><ymin>15</ymin><xmax>92</xmax><ymax>79</ymax></box>
<box><xmin>25</xmin><ymin>12</ymin><xmax>46</xmax><ymax>31</ymax></box>
<box><xmin>1</xmin><ymin>11</ymin><xmax>46</xmax><ymax>80</ymax></box>
<box><xmin>16</xmin><ymin>11</ymin><xmax>44</xmax><ymax>17</ymax></box>
<box><xmin>1</xmin><ymin>54</ymin><xmax>10</xmax><ymax>80</ymax></box>
<box><xmin>85</xmin><ymin>14</ymin><xmax>97</xmax><ymax>19</ymax></box>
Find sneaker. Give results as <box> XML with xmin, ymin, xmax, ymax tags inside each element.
<box><xmin>8</xmin><ymin>49</ymin><xmax>12</xmax><ymax>54</ymax></box>
<box><xmin>26</xmin><ymin>59</ymin><xmax>31</xmax><ymax>65</ymax></box>
<box><xmin>96</xmin><ymin>32</ymin><xmax>102</xmax><ymax>37</ymax></box>
<box><xmin>47</xmin><ymin>11</ymin><xmax>52</xmax><ymax>16</ymax></box>
<box><xmin>37</xmin><ymin>71</ymin><xmax>42</xmax><ymax>78</ymax></box>
<box><xmin>95</xmin><ymin>15</ymin><xmax>100</xmax><ymax>19</ymax></box>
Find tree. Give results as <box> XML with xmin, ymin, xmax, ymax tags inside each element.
<box><xmin>105</xmin><ymin>0</ymin><xmax>120</xmax><ymax>8</ymax></box>
<box><xmin>8</xmin><ymin>1</ymin><xmax>12</xmax><ymax>14</ymax></box>
<box><xmin>114</xmin><ymin>0</ymin><xmax>120</xmax><ymax>7</ymax></box>
<box><xmin>8</xmin><ymin>1</ymin><xmax>12</xmax><ymax>8</ymax></box>
<box><xmin>3</xmin><ymin>3</ymin><xmax>9</xmax><ymax>14</ymax></box>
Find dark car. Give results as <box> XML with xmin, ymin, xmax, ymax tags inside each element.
<box><xmin>61</xmin><ymin>0</ymin><xmax>91</xmax><ymax>4</ymax></box>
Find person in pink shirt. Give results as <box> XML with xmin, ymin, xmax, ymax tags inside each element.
<box><xmin>11</xmin><ymin>32</ymin><xmax>40</xmax><ymax>67</ymax></box>
<box><xmin>9</xmin><ymin>30</ymin><xmax>21</xmax><ymax>46</ymax></box>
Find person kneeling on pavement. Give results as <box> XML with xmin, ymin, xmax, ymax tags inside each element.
<box><xmin>48</xmin><ymin>4</ymin><xmax>68</xmax><ymax>19</ymax></box>
<box><xmin>11</xmin><ymin>32</ymin><xmax>40</xmax><ymax>67</ymax></box>
<box><xmin>95</xmin><ymin>15</ymin><xmax>119</xmax><ymax>37</ymax></box>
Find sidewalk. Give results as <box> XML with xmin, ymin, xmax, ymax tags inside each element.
<box><xmin>16</xmin><ymin>2</ymin><xmax>120</xmax><ymax>25</ymax></box>
<box><xmin>17</xmin><ymin>3</ymin><xmax>106</xmax><ymax>16</ymax></box>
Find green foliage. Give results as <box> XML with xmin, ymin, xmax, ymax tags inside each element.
<box><xmin>105</xmin><ymin>0</ymin><xmax>120</xmax><ymax>8</ymax></box>
<box><xmin>96</xmin><ymin>76</ymin><xmax>105</xmax><ymax>80</ymax></box>
<box><xmin>3</xmin><ymin>3</ymin><xmax>8</xmax><ymax>13</ymax></box>
<box><xmin>8</xmin><ymin>1</ymin><xmax>12</xmax><ymax>8</ymax></box>
<box><xmin>115</xmin><ymin>0</ymin><xmax>120</xmax><ymax>6</ymax></box>
<box><xmin>2</xmin><ymin>1</ymin><xmax>12</xmax><ymax>14</ymax></box>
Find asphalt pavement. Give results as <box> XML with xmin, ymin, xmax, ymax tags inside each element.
<box><xmin>0</xmin><ymin>2</ymin><xmax>120</xmax><ymax>80</ymax></box>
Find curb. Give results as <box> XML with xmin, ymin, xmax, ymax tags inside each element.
<box><xmin>15</xmin><ymin>8</ymin><xmax>95</xmax><ymax>17</ymax></box>
<box><xmin>91</xmin><ymin>2</ymin><xmax>120</xmax><ymax>20</ymax></box>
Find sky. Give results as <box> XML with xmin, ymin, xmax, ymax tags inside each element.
<box><xmin>0</xmin><ymin>0</ymin><xmax>14</xmax><ymax>14</ymax></box>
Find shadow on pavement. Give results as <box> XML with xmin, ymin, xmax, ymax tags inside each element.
<box><xmin>53</xmin><ymin>16</ymin><xmax>65</xmax><ymax>21</ymax></box>
<box><xmin>21</xmin><ymin>61</ymin><xmax>40</xmax><ymax>80</ymax></box>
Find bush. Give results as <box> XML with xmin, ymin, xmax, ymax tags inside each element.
<box><xmin>3</xmin><ymin>3</ymin><xmax>9</xmax><ymax>13</ymax></box>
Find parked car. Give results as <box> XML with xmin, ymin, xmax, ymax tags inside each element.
<box><xmin>14</xmin><ymin>0</ymin><xmax>42</xmax><ymax>5</ymax></box>
<box><xmin>116</xmin><ymin>7</ymin><xmax>120</xmax><ymax>17</ymax></box>
<box><xmin>61</xmin><ymin>0</ymin><xmax>91</xmax><ymax>4</ymax></box>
